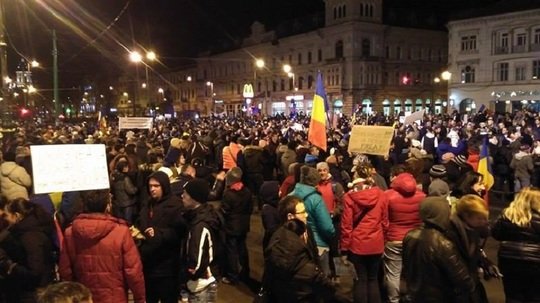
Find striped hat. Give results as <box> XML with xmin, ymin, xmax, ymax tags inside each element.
<box><xmin>429</xmin><ymin>165</ymin><xmax>447</xmax><ymax>178</ymax></box>
<box><xmin>453</xmin><ymin>154</ymin><xmax>468</xmax><ymax>167</ymax></box>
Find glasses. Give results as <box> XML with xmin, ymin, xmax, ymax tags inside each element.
<box><xmin>295</xmin><ymin>210</ymin><xmax>307</xmax><ymax>215</ymax></box>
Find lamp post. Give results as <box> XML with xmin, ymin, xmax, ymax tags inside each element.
<box><xmin>129</xmin><ymin>50</ymin><xmax>157</xmax><ymax>116</ymax></box>
<box><xmin>206</xmin><ymin>81</ymin><xmax>214</xmax><ymax>115</ymax></box>
<box><xmin>255</xmin><ymin>58</ymin><xmax>268</xmax><ymax>115</ymax></box>
<box><xmin>283</xmin><ymin>64</ymin><xmax>297</xmax><ymax>115</ymax></box>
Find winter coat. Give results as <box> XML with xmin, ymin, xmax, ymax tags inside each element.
<box><xmin>279</xmin><ymin>175</ymin><xmax>296</xmax><ymax>198</ymax></box>
<box><xmin>492</xmin><ymin>210</ymin><xmax>540</xmax><ymax>264</ymax></box>
<box><xmin>289</xmin><ymin>183</ymin><xmax>335</xmax><ymax>248</ymax></box>
<box><xmin>221</xmin><ymin>183</ymin><xmax>253</xmax><ymax>236</ymax></box>
<box><xmin>222</xmin><ymin>143</ymin><xmax>241</xmax><ymax>170</ymax></box>
<box><xmin>240</xmin><ymin>145</ymin><xmax>264</xmax><ymax>174</ymax></box>
<box><xmin>316</xmin><ymin>177</ymin><xmax>345</xmax><ymax>216</ymax></box>
<box><xmin>260</xmin><ymin>181</ymin><xmax>281</xmax><ymax>250</ymax></box>
<box><xmin>265</xmin><ymin>224</ymin><xmax>335</xmax><ymax>303</ymax></box>
<box><xmin>341</xmin><ymin>187</ymin><xmax>387</xmax><ymax>255</ymax></box>
<box><xmin>280</xmin><ymin>149</ymin><xmax>297</xmax><ymax>178</ymax></box>
<box><xmin>183</xmin><ymin>203</ymin><xmax>221</xmax><ymax>283</ymax></box>
<box><xmin>510</xmin><ymin>151</ymin><xmax>534</xmax><ymax>181</ymax></box>
<box><xmin>0</xmin><ymin>205</ymin><xmax>55</xmax><ymax>303</ymax></box>
<box><xmin>138</xmin><ymin>171</ymin><xmax>186</xmax><ymax>278</ymax></box>
<box><xmin>111</xmin><ymin>171</ymin><xmax>138</xmax><ymax>208</ymax></box>
<box><xmin>403</xmin><ymin>220</ymin><xmax>475</xmax><ymax>303</ymax></box>
<box><xmin>0</xmin><ymin>161</ymin><xmax>32</xmax><ymax>200</ymax></box>
<box><xmin>59</xmin><ymin>214</ymin><xmax>145</xmax><ymax>303</ymax></box>
<box><xmin>384</xmin><ymin>173</ymin><xmax>425</xmax><ymax>242</ymax></box>
<box><xmin>436</xmin><ymin>140</ymin><xmax>466</xmax><ymax>161</ymax></box>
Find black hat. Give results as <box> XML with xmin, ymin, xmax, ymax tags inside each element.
<box><xmin>225</xmin><ymin>167</ymin><xmax>243</xmax><ymax>186</ymax></box>
<box><xmin>184</xmin><ymin>178</ymin><xmax>210</xmax><ymax>204</ymax></box>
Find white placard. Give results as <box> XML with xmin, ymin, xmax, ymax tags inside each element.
<box><xmin>119</xmin><ymin>117</ymin><xmax>153</xmax><ymax>130</ymax></box>
<box><xmin>404</xmin><ymin>109</ymin><xmax>425</xmax><ymax>126</ymax></box>
<box><xmin>31</xmin><ymin>144</ymin><xmax>110</xmax><ymax>194</ymax></box>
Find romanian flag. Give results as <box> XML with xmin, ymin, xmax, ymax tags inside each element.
<box><xmin>477</xmin><ymin>137</ymin><xmax>494</xmax><ymax>190</ymax></box>
<box><xmin>308</xmin><ymin>72</ymin><xmax>327</xmax><ymax>151</ymax></box>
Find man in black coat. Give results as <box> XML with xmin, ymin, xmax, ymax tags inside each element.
<box><xmin>221</xmin><ymin>167</ymin><xmax>253</xmax><ymax>284</ymax></box>
<box><xmin>138</xmin><ymin>171</ymin><xmax>186</xmax><ymax>303</ymax></box>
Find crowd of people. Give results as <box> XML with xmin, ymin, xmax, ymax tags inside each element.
<box><xmin>0</xmin><ymin>107</ymin><xmax>539</xmax><ymax>303</ymax></box>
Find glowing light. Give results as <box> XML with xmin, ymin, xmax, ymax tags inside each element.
<box><xmin>146</xmin><ymin>51</ymin><xmax>157</xmax><ymax>61</ymax></box>
<box><xmin>441</xmin><ymin>71</ymin><xmax>452</xmax><ymax>81</ymax></box>
<box><xmin>129</xmin><ymin>51</ymin><xmax>142</xmax><ymax>63</ymax></box>
<box><xmin>283</xmin><ymin>64</ymin><xmax>292</xmax><ymax>73</ymax></box>
<box><xmin>434</xmin><ymin>77</ymin><xmax>440</xmax><ymax>83</ymax></box>
<box><xmin>255</xmin><ymin>59</ymin><xmax>265</xmax><ymax>68</ymax></box>
<box><xmin>31</xmin><ymin>60</ymin><xmax>40</xmax><ymax>68</ymax></box>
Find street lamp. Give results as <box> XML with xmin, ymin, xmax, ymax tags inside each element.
<box><xmin>441</xmin><ymin>71</ymin><xmax>451</xmax><ymax>81</ymax></box>
<box><xmin>129</xmin><ymin>50</ymin><xmax>158</xmax><ymax>116</ymax></box>
<box><xmin>30</xmin><ymin>60</ymin><xmax>40</xmax><ymax>68</ymax></box>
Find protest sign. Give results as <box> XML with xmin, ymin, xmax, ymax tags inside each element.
<box><xmin>348</xmin><ymin>126</ymin><xmax>394</xmax><ymax>156</ymax></box>
<box><xmin>119</xmin><ymin>117</ymin><xmax>153</xmax><ymax>130</ymax></box>
<box><xmin>404</xmin><ymin>109</ymin><xmax>425</xmax><ymax>125</ymax></box>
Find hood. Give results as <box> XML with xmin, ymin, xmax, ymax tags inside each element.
<box><xmin>419</xmin><ymin>196</ymin><xmax>450</xmax><ymax>230</ymax></box>
<box><xmin>291</xmin><ymin>182</ymin><xmax>317</xmax><ymax>199</ymax></box>
<box><xmin>515</xmin><ymin>151</ymin><xmax>529</xmax><ymax>160</ymax></box>
<box><xmin>390</xmin><ymin>173</ymin><xmax>417</xmax><ymax>196</ymax></box>
<box><xmin>72</xmin><ymin>214</ymin><xmax>125</xmax><ymax>241</ymax></box>
<box><xmin>11</xmin><ymin>205</ymin><xmax>54</xmax><ymax>236</ymax></box>
<box><xmin>259</xmin><ymin>181</ymin><xmax>280</xmax><ymax>206</ymax></box>
<box><xmin>147</xmin><ymin>171</ymin><xmax>172</xmax><ymax>198</ymax></box>
<box><xmin>243</xmin><ymin>145</ymin><xmax>263</xmax><ymax>156</ymax></box>
<box><xmin>346</xmin><ymin>187</ymin><xmax>383</xmax><ymax>208</ymax></box>
<box><xmin>0</xmin><ymin>161</ymin><xmax>19</xmax><ymax>177</ymax></box>
<box><xmin>184</xmin><ymin>203</ymin><xmax>220</xmax><ymax>229</ymax></box>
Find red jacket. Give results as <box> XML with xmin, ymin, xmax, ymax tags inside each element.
<box><xmin>59</xmin><ymin>214</ymin><xmax>145</xmax><ymax>303</ymax></box>
<box><xmin>384</xmin><ymin>173</ymin><xmax>425</xmax><ymax>242</ymax></box>
<box><xmin>279</xmin><ymin>175</ymin><xmax>296</xmax><ymax>198</ymax></box>
<box><xmin>341</xmin><ymin>187</ymin><xmax>387</xmax><ymax>255</ymax></box>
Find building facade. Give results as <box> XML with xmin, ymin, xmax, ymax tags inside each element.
<box><xmin>153</xmin><ymin>0</ymin><xmax>449</xmax><ymax>117</ymax></box>
<box><xmin>447</xmin><ymin>8</ymin><xmax>540</xmax><ymax>114</ymax></box>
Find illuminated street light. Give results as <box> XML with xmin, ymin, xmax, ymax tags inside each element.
<box><xmin>434</xmin><ymin>77</ymin><xmax>441</xmax><ymax>83</ymax></box>
<box><xmin>441</xmin><ymin>71</ymin><xmax>452</xmax><ymax>81</ymax></box>
<box><xmin>255</xmin><ymin>59</ymin><xmax>265</xmax><ymax>69</ymax></box>
<box><xmin>4</xmin><ymin>76</ymin><xmax>11</xmax><ymax>84</ymax></box>
<box><xmin>206</xmin><ymin>81</ymin><xmax>212</xmax><ymax>86</ymax></box>
<box><xmin>158</xmin><ymin>88</ymin><xmax>164</xmax><ymax>94</ymax></box>
<box><xmin>287</xmin><ymin>72</ymin><xmax>294</xmax><ymax>78</ymax></box>
<box><xmin>146</xmin><ymin>51</ymin><xmax>157</xmax><ymax>61</ymax></box>
<box><xmin>142</xmin><ymin>83</ymin><xmax>147</xmax><ymax>89</ymax></box>
<box><xmin>28</xmin><ymin>85</ymin><xmax>37</xmax><ymax>94</ymax></box>
<box><xmin>283</xmin><ymin>64</ymin><xmax>292</xmax><ymax>74</ymax></box>
<box><xmin>187</xmin><ymin>76</ymin><xmax>192</xmax><ymax>82</ymax></box>
<box><xmin>30</xmin><ymin>60</ymin><xmax>40</xmax><ymax>68</ymax></box>
<box><xmin>84</xmin><ymin>92</ymin><xmax>89</xmax><ymax>96</ymax></box>
<box><xmin>109</xmin><ymin>86</ymin><xmax>114</xmax><ymax>90</ymax></box>
<box><xmin>123</xmin><ymin>92</ymin><xmax>128</xmax><ymax>97</ymax></box>
<box><xmin>129</xmin><ymin>51</ymin><xmax>142</xmax><ymax>63</ymax></box>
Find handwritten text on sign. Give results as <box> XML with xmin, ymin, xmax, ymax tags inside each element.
<box><xmin>119</xmin><ymin>117</ymin><xmax>153</xmax><ymax>130</ymax></box>
<box><xmin>348</xmin><ymin>126</ymin><xmax>394</xmax><ymax>156</ymax></box>
<box><xmin>31</xmin><ymin>144</ymin><xmax>110</xmax><ymax>194</ymax></box>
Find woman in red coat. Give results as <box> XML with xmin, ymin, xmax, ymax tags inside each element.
<box><xmin>341</xmin><ymin>163</ymin><xmax>387</xmax><ymax>303</ymax></box>
<box><xmin>59</xmin><ymin>190</ymin><xmax>145</xmax><ymax>303</ymax></box>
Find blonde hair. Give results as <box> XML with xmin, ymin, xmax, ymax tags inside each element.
<box><xmin>502</xmin><ymin>187</ymin><xmax>540</xmax><ymax>227</ymax></box>
<box><xmin>455</xmin><ymin>194</ymin><xmax>489</xmax><ymax>219</ymax></box>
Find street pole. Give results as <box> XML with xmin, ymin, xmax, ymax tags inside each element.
<box><xmin>53</xmin><ymin>29</ymin><xmax>60</xmax><ymax>121</ymax></box>
<box><xmin>0</xmin><ymin>0</ymin><xmax>12</xmax><ymax>130</ymax></box>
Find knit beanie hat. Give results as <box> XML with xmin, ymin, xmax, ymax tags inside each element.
<box><xmin>429</xmin><ymin>165</ymin><xmax>447</xmax><ymax>178</ymax></box>
<box><xmin>453</xmin><ymin>154</ymin><xmax>468</xmax><ymax>167</ymax></box>
<box><xmin>184</xmin><ymin>178</ymin><xmax>210</xmax><ymax>204</ymax></box>
<box><xmin>428</xmin><ymin>179</ymin><xmax>450</xmax><ymax>197</ymax></box>
<box><xmin>300</xmin><ymin>165</ymin><xmax>320</xmax><ymax>187</ymax></box>
<box><xmin>225</xmin><ymin>167</ymin><xmax>243</xmax><ymax>186</ymax></box>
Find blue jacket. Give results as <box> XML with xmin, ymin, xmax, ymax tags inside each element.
<box><xmin>290</xmin><ymin>183</ymin><xmax>335</xmax><ymax>248</ymax></box>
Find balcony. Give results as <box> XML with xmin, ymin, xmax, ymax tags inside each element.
<box><xmin>494</xmin><ymin>47</ymin><xmax>508</xmax><ymax>55</ymax></box>
<box><xmin>531</xmin><ymin>44</ymin><xmax>540</xmax><ymax>52</ymax></box>
<box><xmin>513</xmin><ymin>45</ymin><xmax>527</xmax><ymax>53</ymax></box>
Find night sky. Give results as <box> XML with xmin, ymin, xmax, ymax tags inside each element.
<box><xmin>1</xmin><ymin>0</ymin><xmax>514</xmax><ymax>94</ymax></box>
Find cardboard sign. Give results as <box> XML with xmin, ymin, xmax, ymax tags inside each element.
<box><xmin>348</xmin><ymin>126</ymin><xmax>394</xmax><ymax>156</ymax></box>
<box><xmin>404</xmin><ymin>109</ymin><xmax>425</xmax><ymax>126</ymax></box>
<box><xmin>31</xmin><ymin>144</ymin><xmax>110</xmax><ymax>194</ymax></box>
<box><xmin>119</xmin><ymin>117</ymin><xmax>153</xmax><ymax>130</ymax></box>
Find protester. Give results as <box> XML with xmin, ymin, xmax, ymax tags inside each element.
<box><xmin>59</xmin><ymin>189</ymin><xmax>145</xmax><ymax>303</ymax></box>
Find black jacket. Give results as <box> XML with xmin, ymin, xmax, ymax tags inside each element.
<box><xmin>111</xmin><ymin>171</ymin><xmax>138</xmax><ymax>208</ymax></box>
<box><xmin>0</xmin><ymin>205</ymin><xmax>56</xmax><ymax>303</ymax></box>
<box><xmin>183</xmin><ymin>203</ymin><xmax>221</xmax><ymax>281</ymax></box>
<box><xmin>222</xmin><ymin>184</ymin><xmax>252</xmax><ymax>236</ymax></box>
<box><xmin>403</xmin><ymin>224</ymin><xmax>475</xmax><ymax>303</ymax></box>
<box><xmin>492</xmin><ymin>211</ymin><xmax>540</xmax><ymax>263</ymax></box>
<box><xmin>265</xmin><ymin>222</ymin><xmax>335</xmax><ymax>303</ymax></box>
<box><xmin>138</xmin><ymin>171</ymin><xmax>186</xmax><ymax>278</ymax></box>
<box><xmin>240</xmin><ymin>146</ymin><xmax>264</xmax><ymax>174</ymax></box>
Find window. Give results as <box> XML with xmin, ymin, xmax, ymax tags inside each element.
<box><xmin>318</xmin><ymin>49</ymin><xmax>322</xmax><ymax>62</ymax></box>
<box><xmin>461</xmin><ymin>65</ymin><xmax>475</xmax><ymax>83</ymax></box>
<box><xmin>362</xmin><ymin>39</ymin><xmax>371</xmax><ymax>57</ymax></box>
<box><xmin>369</xmin><ymin>4</ymin><xmax>373</xmax><ymax>17</ymax></box>
<box><xmin>385</xmin><ymin>46</ymin><xmax>390</xmax><ymax>59</ymax></box>
<box><xmin>308</xmin><ymin>75</ymin><xmax>314</xmax><ymax>89</ymax></box>
<box><xmin>461</xmin><ymin>35</ymin><xmax>477</xmax><ymax>52</ymax></box>
<box><xmin>272</xmin><ymin>80</ymin><xmax>277</xmax><ymax>92</ymax></box>
<box><xmin>280</xmin><ymin>79</ymin><xmax>285</xmax><ymax>91</ymax></box>
<box><xmin>338</xmin><ymin>6</ymin><xmax>342</xmax><ymax>18</ymax></box>
<box><xmin>535</xmin><ymin>29</ymin><xmax>540</xmax><ymax>44</ymax></box>
<box><xmin>501</xmin><ymin>33</ymin><xmax>509</xmax><ymax>48</ymax></box>
<box><xmin>533</xmin><ymin>60</ymin><xmax>540</xmax><ymax>79</ymax></box>
<box><xmin>334</xmin><ymin>7</ymin><xmax>337</xmax><ymax>20</ymax></box>
<box><xmin>298</xmin><ymin>53</ymin><xmax>302</xmax><ymax>65</ymax></box>
<box><xmin>396</xmin><ymin>47</ymin><xmax>402</xmax><ymax>59</ymax></box>
<box><xmin>360</xmin><ymin>3</ymin><xmax>364</xmax><ymax>16</ymax></box>
<box><xmin>515</xmin><ymin>66</ymin><xmax>526</xmax><ymax>81</ymax></box>
<box><xmin>307</xmin><ymin>51</ymin><xmax>312</xmax><ymax>64</ymax></box>
<box><xmin>517</xmin><ymin>33</ymin><xmax>527</xmax><ymax>46</ymax></box>
<box><xmin>343</xmin><ymin>5</ymin><xmax>347</xmax><ymax>17</ymax></box>
<box><xmin>497</xmin><ymin>63</ymin><xmax>509</xmax><ymax>81</ymax></box>
<box><xmin>298</xmin><ymin>77</ymin><xmax>304</xmax><ymax>90</ymax></box>
<box><xmin>335</xmin><ymin>40</ymin><xmax>344</xmax><ymax>58</ymax></box>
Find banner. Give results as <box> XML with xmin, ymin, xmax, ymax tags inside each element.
<box><xmin>348</xmin><ymin>126</ymin><xmax>394</xmax><ymax>156</ymax></box>
<box><xmin>31</xmin><ymin>144</ymin><xmax>110</xmax><ymax>194</ymax></box>
<box><xmin>404</xmin><ymin>109</ymin><xmax>425</xmax><ymax>126</ymax></box>
<box><xmin>119</xmin><ymin>117</ymin><xmax>153</xmax><ymax>130</ymax></box>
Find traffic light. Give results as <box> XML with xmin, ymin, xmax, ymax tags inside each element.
<box><xmin>20</xmin><ymin>107</ymin><xmax>30</xmax><ymax>117</ymax></box>
<box><xmin>402</xmin><ymin>76</ymin><xmax>410</xmax><ymax>85</ymax></box>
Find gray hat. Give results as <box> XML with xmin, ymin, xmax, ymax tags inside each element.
<box><xmin>420</xmin><ymin>196</ymin><xmax>450</xmax><ymax>230</ymax></box>
<box><xmin>428</xmin><ymin>179</ymin><xmax>450</xmax><ymax>197</ymax></box>
<box><xmin>225</xmin><ymin>167</ymin><xmax>243</xmax><ymax>186</ymax></box>
<box><xmin>300</xmin><ymin>165</ymin><xmax>320</xmax><ymax>187</ymax></box>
